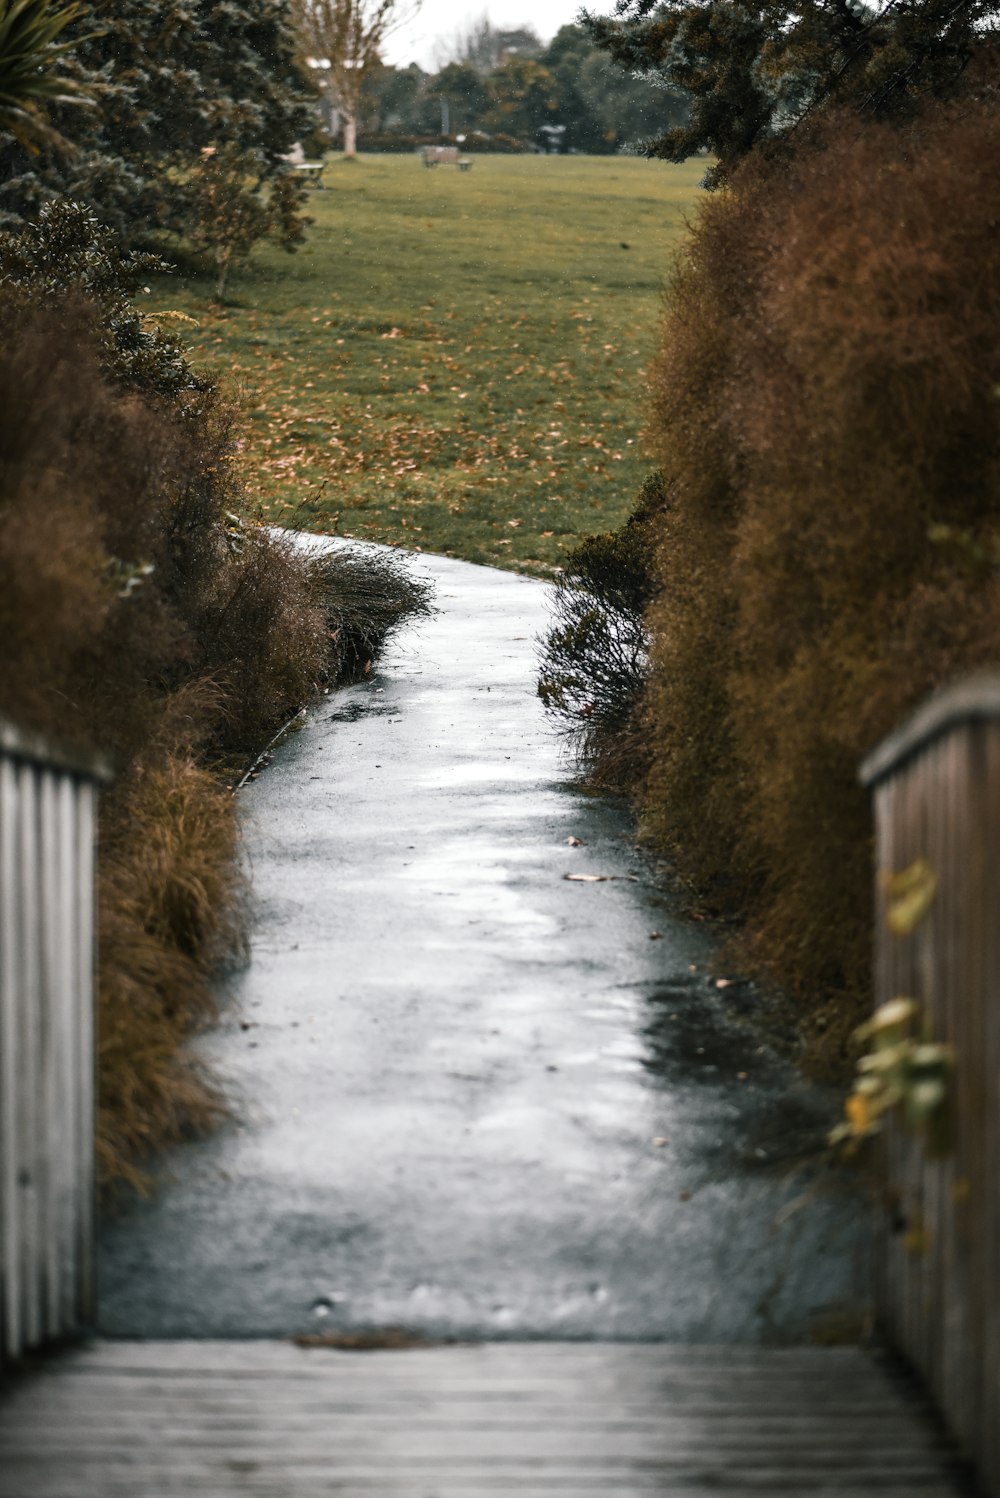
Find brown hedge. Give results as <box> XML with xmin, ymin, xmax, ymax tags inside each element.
<box><xmin>0</xmin><ymin>300</ymin><xmax>430</xmax><ymax>1186</ymax></box>
<box><xmin>641</xmin><ymin>98</ymin><xmax>1000</xmax><ymax>1057</ymax></box>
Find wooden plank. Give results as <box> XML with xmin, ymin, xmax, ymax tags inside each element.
<box><xmin>0</xmin><ymin>1343</ymin><xmax>970</xmax><ymax>1498</ymax></box>
<box><xmin>0</xmin><ymin>1418</ymin><xmax>949</xmax><ymax>1448</ymax></box>
<box><xmin>0</xmin><ymin>1458</ymin><xmax>965</xmax><ymax>1485</ymax></box>
<box><xmin>0</xmin><ymin>756</ymin><xmax>20</xmax><ymax>1361</ymax></box>
<box><xmin>13</xmin><ymin>765</ymin><xmax>41</xmax><ymax>1355</ymax></box>
<box><xmin>0</xmin><ymin>1480</ymin><xmax>970</xmax><ymax>1498</ymax></box>
<box><xmin>0</xmin><ymin>737</ymin><xmax>101</xmax><ymax>1368</ymax></box>
<box><xmin>74</xmin><ymin>783</ymin><xmax>96</xmax><ymax>1327</ymax></box>
<box><xmin>54</xmin><ymin>772</ymin><xmax>78</xmax><ymax>1332</ymax></box>
<box><xmin>0</xmin><ymin>716</ymin><xmax>111</xmax><ymax>784</ymax></box>
<box><xmin>56</xmin><ymin>1339</ymin><xmax>889</xmax><ymax>1374</ymax></box>
<box><xmin>866</xmin><ymin>685</ymin><xmax>1000</xmax><ymax>1497</ymax></box>
<box><xmin>981</xmin><ymin>723</ymin><xmax>1000</xmax><ymax>1491</ymax></box>
<box><xmin>38</xmin><ymin>769</ymin><xmax>61</xmax><ymax>1342</ymax></box>
<box><xmin>67</xmin><ymin>1337</ymin><xmax>880</xmax><ymax>1363</ymax></box>
<box><xmin>859</xmin><ymin>670</ymin><xmax>1000</xmax><ymax>788</ymax></box>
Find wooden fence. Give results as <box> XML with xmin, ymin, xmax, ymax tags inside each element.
<box><xmin>860</xmin><ymin>673</ymin><xmax>1000</xmax><ymax>1495</ymax></box>
<box><xmin>0</xmin><ymin>717</ymin><xmax>110</xmax><ymax>1364</ymax></box>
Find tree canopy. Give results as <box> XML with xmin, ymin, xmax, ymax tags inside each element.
<box><xmin>0</xmin><ymin>0</ymin><xmax>312</xmax><ymax>231</ymax></box>
<box><xmin>361</xmin><ymin>21</ymin><xmax>684</xmax><ymax>153</ymax></box>
<box><xmin>582</xmin><ymin>0</ymin><xmax>994</xmax><ymax>183</ymax></box>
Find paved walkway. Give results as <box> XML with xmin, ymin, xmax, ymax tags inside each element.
<box><xmin>98</xmin><ymin>549</ymin><xmax>869</xmax><ymax>1343</ymax></box>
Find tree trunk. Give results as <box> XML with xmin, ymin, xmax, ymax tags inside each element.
<box><xmin>342</xmin><ymin>109</ymin><xmax>357</xmax><ymax>157</ymax></box>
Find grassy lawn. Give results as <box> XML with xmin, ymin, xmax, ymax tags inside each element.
<box><xmin>151</xmin><ymin>153</ymin><xmax>704</xmax><ymax>572</ymax></box>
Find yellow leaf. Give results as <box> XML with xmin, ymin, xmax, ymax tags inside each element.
<box><xmin>845</xmin><ymin>1091</ymin><xmax>873</xmax><ymax>1135</ymax></box>
<box><xmin>855</xmin><ymin>996</ymin><xmax>918</xmax><ymax>1043</ymax></box>
<box><xmin>881</xmin><ymin>857</ymin><xmax>937</xmax><ymax>936</ymax></box>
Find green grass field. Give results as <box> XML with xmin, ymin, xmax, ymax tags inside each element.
<box><xmin>151</xmin><ymin>153</ymin><xmax>704</xmax><ymax>571</ymax></box>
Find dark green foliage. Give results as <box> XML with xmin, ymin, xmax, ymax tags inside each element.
<box><xmin>543</xmin><ymin>23</ymin><xmax>687</xmax><ymax>153</ymax></box>
<box><xmin>186</xmin><ymin>141</ymin><xmax>311</xmax><ymax>299</ymax></box>
<box><xmin>0</xmin><ymin>198</ymin><xmax>207</xmax><ymax>401</ymax></box>
<box><xmin>0</xmin><ymin>0</ymin><xmax>88</xmax><ymax>149</ymax></box>
<box><xmin>582</xmin><ymin>0</ymin><xmax>992</xmax><ymax>183</ymax></box>
<box><xmin>538</xmin><ymin>472</ymin><xmax>667</xmax><ymax>784</ymax></box>
<box><xmin>0</xmin><ymin>0</ymin><xmax>313</xmax><ymax>234</ymax></box>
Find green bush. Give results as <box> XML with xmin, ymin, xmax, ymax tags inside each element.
<box><xmin>637</xmin><ymin>98</ymin><xmax>1000</xmax><ymax>1060</ymax></box>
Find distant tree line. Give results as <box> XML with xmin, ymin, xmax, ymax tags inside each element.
<box><xmin>339</xmin><ymin>22</ymin><xmax>688</xmax><ymax>155</ymax></box>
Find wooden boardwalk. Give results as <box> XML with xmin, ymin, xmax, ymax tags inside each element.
<box><xmin>0</xmin><ymin>1340</ymin><xmax>969</xmax><ymax>1496</ymax></box>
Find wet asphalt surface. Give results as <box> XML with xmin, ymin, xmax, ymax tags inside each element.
<box><xmin>99</xmin><ymin>546</ymin><xmax>871</xmax><ymax>1343</ymax></box>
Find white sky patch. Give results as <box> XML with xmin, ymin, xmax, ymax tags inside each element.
<box><xmin>383</xmin><ymin>2</ymin><xmax>596</xmax><ymax>70</ymax></box>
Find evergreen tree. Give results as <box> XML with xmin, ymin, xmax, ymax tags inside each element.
<box><xmin>0</xmin><ymin>0</ymin><xmax>313</xmax><ymax>233</ymax></box>
<box><xmin>582</xmin><ymin>0</ymin><xmax>992</xmax><ymax>184</ymax></box>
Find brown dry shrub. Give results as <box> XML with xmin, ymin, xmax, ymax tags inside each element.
<box><xmin>642</xmin><ymin>98</ymin><xmax>1000</xmax><ymax>1058</ymax></box>
<box><xmin>96</xmin><ymin>755</ymin><xmax>241</xmax><ymax>1187</ymax></box>
<box><xmin>190</xmin><ymin>526</ymin><xmax>332</xmax><ymax>758</ymax></box>
<box><xmin>0</xmin><ymin>298</ymin><xmax>429</xmax><ymax>1186</ymax></box>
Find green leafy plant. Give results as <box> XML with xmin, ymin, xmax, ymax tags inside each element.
<box><xmin>0</xmin><ymin>0</ymin><xmax>89</xmax><ymax>151</ymax></box>
<box><xmin>832</xmin><ymin>997</ymin><xmax>954</xmax><ymax>1159</ymax></box>
<box><xmin>0</xmin><ymin>198</ymin><xmax>208</xmax><ymax>404</ymax></box>
<box><xmin>833</xmin><ymin>857</ymin><xmax>953</xmax><ymax>1157</ymax></box>
<box><xmin>186</xmin><ymin>142</ymin><xmax>309</xmax><ymax>301</ymax></box>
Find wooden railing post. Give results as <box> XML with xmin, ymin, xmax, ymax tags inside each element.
<box><xmin>861</xmin><ymin>673</ymin><xmax>1000</xmax><ymax>1495</ymax></box>
<box><xmin>0</xmin><ymin>718</ymin><xmax>110</xmax><ymax>1364</ymax></box>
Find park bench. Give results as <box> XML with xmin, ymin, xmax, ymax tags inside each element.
<box><xmin>291</xmin><ymin>160</ymin><xmax>325</xmax><ymax>188</ymax></box>
<box><xmin>420</xmin><ymin>145</ymin><xmax>472</xmax><ymax>171</ymax></box>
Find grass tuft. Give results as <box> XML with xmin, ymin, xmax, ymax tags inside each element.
<box><xmin>308</xmin><ymin>545</ymin><xmax>434</xmax><ymax>682</ymax></box>
<box><xmin>538</xmin><ymin>472</ymin><xmax>666</xmax><ymax>786</ymax></box>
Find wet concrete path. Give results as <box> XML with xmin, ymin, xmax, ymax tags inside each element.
<box><xmin>99</xmin><ymin>548</ymin><xmax>869</xmax><ymax>1343</ymax></box>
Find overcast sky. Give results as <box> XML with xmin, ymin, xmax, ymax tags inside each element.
<box><xmin>383</xmin><ymin>2</ymin><xmax>595</xmax><ymax>71</ymax></box>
